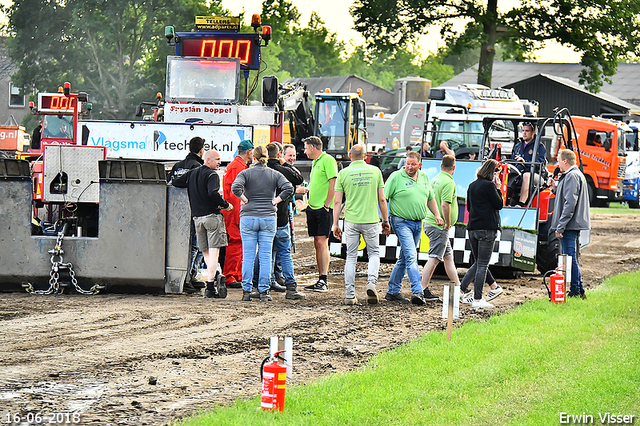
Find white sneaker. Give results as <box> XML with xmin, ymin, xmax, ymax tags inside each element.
<box><xmin>486</xmin><ymin>285</ymin><xmax>503</xmax><ymax>301</ymax></box>
<box><xmin>472</xmin><ymin>299</ymin><xmax>494</xmax><ymax>309</ymax></box>
<box><xmin>460</xmin><ymin>290</ymin><xmax>474</xmax><ymax>304</ymax></box>
<box><xmin>366</xmin><ymin>283</ymin><xmax>379</xmax><ymax>304</ymax></box>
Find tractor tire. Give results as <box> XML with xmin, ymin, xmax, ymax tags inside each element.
<box><xmin>629</xmin><ymin>189</ymin><xmax>640</xmax><ymax>209</ymax></box>
<box><xmin>536</xmin><ymin>234</ymin><xmax>561</xmax><ymax>275</ymax></box>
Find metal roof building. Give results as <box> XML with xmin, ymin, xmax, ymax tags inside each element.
<box><xmin>440</xmin><ymin>61</ymin><xmax>640</xmax><ymax>118</ymax></box>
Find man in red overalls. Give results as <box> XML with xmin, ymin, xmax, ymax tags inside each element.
<box><xmin>222</xmin><ymin>140</ymin><xmax>254</xmax><ymax>288</ymax></box>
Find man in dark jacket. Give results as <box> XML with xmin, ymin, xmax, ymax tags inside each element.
<box><xmin>510</xmin><ymin>122</ymin><xmax>547</xmax><ymax>206</ymax></box>
<box><xmin>264</xmin><ymin>142</ymin><xmax>306</xmax><ymax>299</ymax></box>
<box><xmin>172</xmin><ymin>150</ymin><xmax>233</xmax><ymax>299</ymax></box>
<box><xmin>168</xmin><ymin>137</ymin><xmax>205</xmax><ymax>292</ymax></box>
<box><xmin>167</xmin><ymin>136</ymin><xmax>204</xmax><ymax>182</ymax></box>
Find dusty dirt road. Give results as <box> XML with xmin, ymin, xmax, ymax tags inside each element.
<box><xmin>1</xmin><ymin>212</ymin><xmax>639</xmax><ymax>426</ymax></box>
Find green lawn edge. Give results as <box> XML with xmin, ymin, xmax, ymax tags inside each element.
<box><xmin>176</xmin><ymin>272</ymin><xmax>640</xmax><ymax>426</ymax></box>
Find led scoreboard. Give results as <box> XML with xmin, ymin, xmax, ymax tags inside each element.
<box><xmin>37</xmin><ymin>93</ymin><xmax>77</xmax><ymax>113</ymax></box>
<box><xmin>176</xmin><ymin>32</ymin><xmax>261</xmax><ymax>70</ymax></box>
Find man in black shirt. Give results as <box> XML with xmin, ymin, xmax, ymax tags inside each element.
<box><xmin>172</xmin><ymin>150</ymin><xmax>233</xmax><ymax>299</ymax></box>
<box><xmin>167</xmin><ymin>137</ymin><xmax>204</xmax><ymax>182</ymax></box>
<box><xmin>168</xmin><ymin>137</ymin><xmax>205</xmax><ymax>292</ymax></box>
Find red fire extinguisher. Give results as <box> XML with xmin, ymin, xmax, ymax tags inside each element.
<box><xmin>547</xmin><ymin>266</ymin><xmax>566</xmax><ymax>304</ymax></box>
<box><xmin>260</xmin><ymin>350</ymin><xmax>288</xmax><ymax>412</ymax></box>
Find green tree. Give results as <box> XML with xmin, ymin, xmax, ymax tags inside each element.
<box><xmin>1</xmin><ymin>0</ymin><xmax>228</xmax><ymax>120</ymax></box>
<box><xmin>351</xmin><ymin>0</ymin><xmax>640</xmax><ymax>91</ymax></box>
<box><xmin>345</xmin><ymin>46</ymin><xmax>454</xmax><ymax>90</ymax></box>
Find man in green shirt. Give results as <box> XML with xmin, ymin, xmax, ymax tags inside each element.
<box><xmin>421</xmin><ymin>155</ymin><xmax>460</xmax><ymax>300</ymax></box>
<box><xmin>384</xmin><ymin>151</ymin><xmax>443</xmax><ymax>305</ymax></box>
<box><xmin>303</xmin><ymin>136</ymin><xmax>338</xmax><ymax>292</ymax></box>
<box><xmin>332</xmin><ymin>144</ymin><xmax>391</xmax><ymax>305</ymax></box>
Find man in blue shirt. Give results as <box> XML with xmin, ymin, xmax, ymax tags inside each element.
<box><xmin>511</xmin><ymin>122</ymin><xmax>546</xmax><ymax>206</ymax></box>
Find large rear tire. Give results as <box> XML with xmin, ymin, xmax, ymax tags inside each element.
<box><xmin>536</xmin><ymin>234</ymin><xmax>561</xmax><ymax>275</ymax></box>
<box><xmin>629</xmin><ymin>185</ymin><xmax>640</xmax><ymax>209</ymax></box>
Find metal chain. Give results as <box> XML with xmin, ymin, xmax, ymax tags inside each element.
<box><xmin>25</xmin><ymin>224</ymin><xmax>101</xmax><ymax>295</ymax></box>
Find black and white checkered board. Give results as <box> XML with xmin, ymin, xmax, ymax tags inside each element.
<box><xmin>329</xmin><ymin>219</ymin><xmax>515</xmax><ymax>268</ymax></box>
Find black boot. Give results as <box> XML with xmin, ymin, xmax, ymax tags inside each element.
<box><xmin>215</xmin><ymin>271</ymin><xmax>227</xmax><ymax>299</ymax></box>
<box><xmin>204</xmin><ymin>281</ymin><xmax>218</xmax><ymax>298</ymax></box>
<box><xmin>270</xmin><ymin>281</ymin><xmax>287</xmax><ymax>293</ymax></box>
<box><xmin>285</xmin><ymin>283</ymin><xmax>306</xmax><ymax>300</ymax></box>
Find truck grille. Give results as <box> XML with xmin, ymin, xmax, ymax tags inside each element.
<box><xmin>618</xmin><ymin>162</ymin><xmax>627</xmax><ymax>179</ymax></box>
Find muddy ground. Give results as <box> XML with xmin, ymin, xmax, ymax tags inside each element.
<box><xmin>1</xmin><ymin>212</ymin><xmax>639</xmax><ymax>426</ymax></box>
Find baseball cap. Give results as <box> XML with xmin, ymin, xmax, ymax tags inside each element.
<box><xmin>238</xmin><ymin>140</ymin><xmax>254</xmax><ymax>151</ymax></box>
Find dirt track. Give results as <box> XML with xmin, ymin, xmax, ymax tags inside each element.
<box><xmin>1</xmin><ymin>212</ymin><xmax>639</xmax><ymax>426</ymax></box>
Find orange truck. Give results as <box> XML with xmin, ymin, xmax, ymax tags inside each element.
<box><xmin>0</xmin><ymin>125</ymin><xmax>28</xmax><ymax>154</ymax></box>
<box><xmin>546</xmin><ymin>116</ymin><xmax>630</xmax><ymax>206</ymax></box>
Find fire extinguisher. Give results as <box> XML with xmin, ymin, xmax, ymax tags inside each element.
<box><xmin>543</xmin><ymin>266</ymin><xmax>566</xmax><ymax>304</ymax></box>
<box><xmin>497</xmin><ymin>162</ymin><xmax>509</xmax><ymax>205</ymax></box>
<box><xmin>260</xmin><ymin>350</ymin><xmax>288</xmax><ymax>412</ymax></box>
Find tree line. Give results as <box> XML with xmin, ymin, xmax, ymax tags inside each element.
<box><xmin>3</xmin><ymin>0</ymin><xmax>638</xmax><ymax>127</ymax></box>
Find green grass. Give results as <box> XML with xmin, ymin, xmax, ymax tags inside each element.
<box><xmin>591</xmin><ymin>202</ymin><xmax>640</xmax><ymax>215</ymax></box>
<box><xmin>176</xmin><ymin>273</ymin><xmax>640</xmax><ymax>426</ymax></box>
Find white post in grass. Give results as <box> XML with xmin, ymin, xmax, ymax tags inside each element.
<box><xmin>270</xmin><ymin>336</ymin><xmax>293</xmax><ymax>377</ymax></box>
<box><xmin>442</xmin><ymin>282</ymin><xmax>460</xmax><ymax>341</ymax></box>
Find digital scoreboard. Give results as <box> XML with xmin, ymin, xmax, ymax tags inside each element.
<box><xmin>37</xmin><ymin>93</ymin><xmax>77</xmax><ymax>114</ymax></box>
<box><xmin>176</xmin><ymin>32</ymin><xmax>261</xmax><ymax>70</ymax></box>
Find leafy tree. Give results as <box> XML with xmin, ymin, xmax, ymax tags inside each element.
<box><xmin>345</xmin><ymin>46</ymin><xmax>454</xmax><ymax>90</ymax></box>
<box><xmin>351</xmin><ymin>0</ymin><xmax>640</xmax><ymax>91</ymax></box>
<box><xmin>1</xmin><ymin>0</ymin><xmax>228</xmax><ymax>120</ymax></box>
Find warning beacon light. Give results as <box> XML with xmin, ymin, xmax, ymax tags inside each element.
<box><xmin>251</xmin><ymin>14</ymin><xmax>261</xmax><ymax>30</ymax></box>
<box><xmin>63</xmin><ymin>82</ymin><xmax>71</xmax><ymax>96</ymax></box>
<box><xmin>262</xmin><ymin>25</ymin><xmax>271</xmax><ymax>46</ymax></box>
<box><xmin>165</xmin><ymin>26</ymin><xmax>175</xmax><ymax>44</ymax></box>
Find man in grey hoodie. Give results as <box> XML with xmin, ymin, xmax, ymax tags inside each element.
<box><xmin>548</xmin><ymin>149</ymin><xmax>591</xmax><ymax>299</ymax></box>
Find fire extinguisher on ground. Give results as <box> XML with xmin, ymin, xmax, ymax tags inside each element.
<box><xmin>260</xmin><ymin>350</ymin><xmax>288</xmax><ymax>412</ymax></box>
<box><xmin>543</xmin><ymin>256</ymin><xmax>570</xmax><ymax>304</ymax></box>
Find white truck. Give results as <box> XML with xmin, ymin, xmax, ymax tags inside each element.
<box><xmin>367</xmin><ymin>84</ymin><xmax>537</xmax><ymax>159</ymax></box>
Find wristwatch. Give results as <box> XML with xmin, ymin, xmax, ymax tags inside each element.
<box><xmin>382</xmin><ymin>220</ymin><xmax>389</xmax><ymax>223</ymax></box>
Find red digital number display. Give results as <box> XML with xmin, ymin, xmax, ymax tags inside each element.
<box><xmin>39</xmin><ymin>95</ymin><xmax>77</xmax><ymax>113</ymax></box>
<box><xmin>180</xmin><ymin>33</ymin><xmax>260</xmax><ymax>70</ymax></box>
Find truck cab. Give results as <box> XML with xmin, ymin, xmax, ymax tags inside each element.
<box><xmin>546</xmin><ymin>116</ymin><xmax>629</xmax><ymax>206</ymax></box>
<box><xmin>313</xmin><ymin>91</ymin><xmax>367</xmax><ymax>162</ymax></box>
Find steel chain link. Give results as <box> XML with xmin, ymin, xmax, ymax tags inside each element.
<box><xmin>25</xmin><ymin>224</ymin><xmax>101</xmax><ymax>295</ymax></box>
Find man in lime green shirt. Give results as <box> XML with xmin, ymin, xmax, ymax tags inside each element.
<box><xmin>421</xmin><ymin>155</ymin><xmax>461</xmax><ymax>300</ymax></box>
<box><xmin>384</xmin><ymin>151</ymin><xmax>443</xmax><ymax>305</ymax></box>
<box><xmin>332</xmin><ymin>145</ymin><xmax>390</xmax><ymax>305</ymax></box>
<box><xmin>303</xmin><ymin>136</ymin><xmax>338</xmax><ymax>292</ymax></box>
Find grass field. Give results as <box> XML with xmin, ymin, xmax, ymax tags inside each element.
<box><xmin>176</xmin><ymin>272</ymin><xmax>640</xmax><ymax>426</ymax></box>
<box><xmin>591</xmin><ymin>202</ymin><xmax>640</xmax><ymax>215</ymax></box>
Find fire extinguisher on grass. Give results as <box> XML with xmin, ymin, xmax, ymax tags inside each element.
<box><xmin>543</xmin><ymin>266</ymin><xmax>566</xmax><ymax>304</ymax></box>
<box><xmin>260</xmin><ymin>350</ymin><xmax>288</xmax><ymax>412</ymax></box>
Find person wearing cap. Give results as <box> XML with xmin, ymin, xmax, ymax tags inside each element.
<box><xmin>511</xmin><ymin>122</ymin><xmax>546</xmax><ymax>206</ymax></box>
<box><xmin>222</xmin><ymin>139</ymin><xmax>254</xmax><ymax>288</ymax></box>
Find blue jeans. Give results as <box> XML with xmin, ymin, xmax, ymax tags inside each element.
<box><xmin>461</xmin><ymin>230</ymin><xmax>497</xmax><ymax>300</ymax></box>
<box><xmin>560</xmin><ymin>229</ymin><xmax>583</xmax><ymax>294</ymax></box>
<box><xmin>240</xmin><ymin>216</ymin><xmax>277</xmax><ymax>293</ymax></box>
<box><xmin>252</xmin><ymin>225</ymin><xmax>294</xmax><ymax>286</ymax></box>
<box><xmin>272</xmin><ymin>225</ymin><xmax>296</xmax><ymax>285</ymax></box>
<box><xmin>388</xmin><ymin>215</ymin><xmax>423</xmax><ymax>295</ymax></box>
